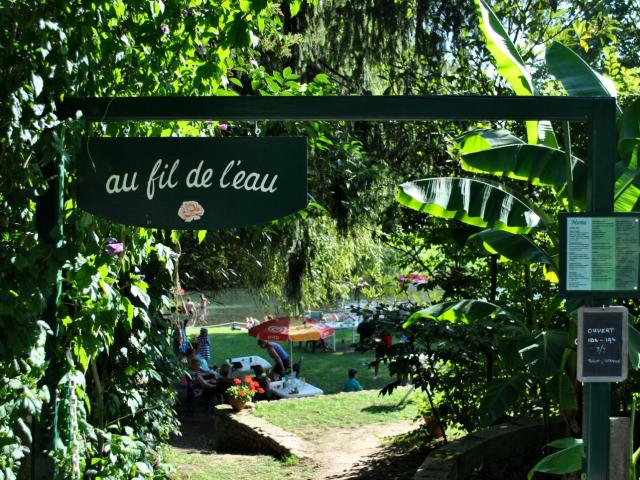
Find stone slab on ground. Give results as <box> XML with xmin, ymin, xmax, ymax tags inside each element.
<box><xmin>212</xmin><ymin>404</ymin><xmax>313</xmax><ymax>459</ymax></box>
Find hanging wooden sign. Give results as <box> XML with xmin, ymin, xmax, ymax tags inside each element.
<box><xmin>77</xmin><ymin>137</ymin><xmax>307</xmax><ymax>229</ymax></box>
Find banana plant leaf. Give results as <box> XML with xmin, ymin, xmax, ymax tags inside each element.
<box><xmin>537</xmin><ymin>120</ymin><xmax>559</xmax><ymax>149</ymax></box>
<box><xmin>403</xmin><ymin>299</ymin><xmax>513</xmax><ymax>327</ymax></box>
<box><xmin>457</xmin><ymin>128</ymin><xmax>524</xmax><ymax>154</ymax></box>
<box><xmin>546</xmin><ymin>41</ymin><xmax>621</xmax><ymax>117</ymax></box>
<box><xmin>397</xmin><ymin>177</ymin><xmax>552</xmax><ymax>234</ymax></box>
<box><xmin>471</xmin><ymin>230</ymin><xmax>556</xmax><ymax>270</ymax></box>
<box><xmin>441</xmin><ymin>224</ymin><xmax>484</xmax><ymax>251</ymax></box>
<box><xmin>478</xmin><ymin>374</ymin><xmax>528</xmax><ymax>427</ymax></box>
<box><xmin>614</xmin><ymin>146</ymin><xmax>640</xmax><ymax>212</ymax></box>
<box><xmin>528</xmin><ymin>438</ymin><xmax>582</xmax><ymax>479</ymax></box>
<box><xmin>629</xmin><ymin>322</ymin><xmax>640</xmax><ymax>370</ymax></box>
<box><xmin>617</xmin><ymin>97</ymin><xmax>640</xmax><ymax>161</ymax></box>
<box><xmin>519</xmin><ymin>330</ymin><xmax>568</xmax><ymax>379</ymax></box>
<box><xmin>474</xmin><ymin>0</ymin><xmax>544</xmax><ymax>145</ymax></box>
<box><xmin>547</xmin><ymin>369</ymin><xmax>577</xmax><ymax>411</ymax></box>
<box><xmin>461</xmin><ymin>144</ymin><xmax>582</xmax><ymax>188</ymax></box>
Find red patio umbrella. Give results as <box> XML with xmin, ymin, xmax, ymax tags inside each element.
<box><xmin>248</xmin><ymin>316</ymin><xmax>334</xmax><ymax>367</ymax></box>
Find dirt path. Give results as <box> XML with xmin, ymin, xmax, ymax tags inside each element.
<box><xmin>307</xmin><ymin>420</ymin><xmax>419</xmax><ymax>480</ymax></box>
<box><xmin>171</xmin><ymin>414</ymin><xmax>426</xmax><ymax>480</ymax></box>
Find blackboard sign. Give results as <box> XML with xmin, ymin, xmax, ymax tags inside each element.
<box><xmin>559</xmin><ymin>213</ymin><xmax>640</xmax><ymax>298</ymax></box>
<box><xmin>577</xmin><ymin>306</ymin><xmax>628</xmax><ymax>382</ymax></box>
<box><xmin>77</xmin><ymin>137</ymin><xmax>307</xmax><ymax>230</ymax></box>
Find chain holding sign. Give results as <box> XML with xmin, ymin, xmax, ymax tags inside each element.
<box><xmin>78</xmin><ymin>137</ymin><xmax>308</xmax><ymax>229</ymax></box>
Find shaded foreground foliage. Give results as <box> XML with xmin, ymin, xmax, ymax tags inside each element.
<box><xmin>0</xmin><ymin>1</ymin><xmax>321</xmax><ymax>478</ymax></box>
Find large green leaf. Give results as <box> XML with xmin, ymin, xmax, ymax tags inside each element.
<box><xmin>458</xmin><ymin>128</ymin><xmax>524</xmax><ymax>154</ymax></box>
<box><xmin>397</xmin><ymin>177</ymin><xmax>552</xmax><ymax>234</ymax></box>
<box><xmin>618</xmin><ymin>98</ymin><xmax>640</xmax><ymax>161</ymax></box>
<box><xmin>546</xmin><ymin>41</ymin><xmax>621</xmax><ymax>116</ymax></box>
<box><xmin>474</xmin><ymin>0</ymin><xmax>540</xmax><ymax>145</ymax></box>
<box><xmin>547</xmin><ymin>370</ymin><xmax>577</xmax><ymax>411</ymax></box>
<box><xmin>441</xmin><ymin>225</ymin><xmax>484</xmax><ymax>251</ymax></box>
<box><xmin>478</xmin><ymin>374</ymin><xmax>528</xmax><ymax>427</ymax></box>
<box><xmin>471</xmin><ymin>230</ymin><xmax>556</xmax><ymax>269</ymax></box>
<box><xmin>614</xmin><ymin>146</ymin><xmax>640</xmax><ymax>212</ymax></box>
<box><xmin>519</xmin><ymin>330</ymin><xmax>567</xmax><ymax>378</ymax></box>
<box><xmin>404</xmin><ymin>299</ymin><xmax>513</xmax><ymax>327</ymax></box>
<box><xmin>462</xmin><ymin>144</ymin><xmax>582</xmax><ymax>188</ymax></box>
<box><xmin>537</xmin><ymin>120</ymin><xmax>559</xmax><ymax>149</ymax></box>
<box><xmin>528</xmin><ymin>438</ymin><xmax>582</xmax><ymax>479</ymax></box>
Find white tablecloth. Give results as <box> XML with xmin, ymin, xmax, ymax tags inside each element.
<box><xmin>228</xmin><ymin>356</ymin><xmax>271</xmax><ymax>373</ymax></box>
<box><xmin>325</xmin><ymin>320</ymin><xmax>359</xmax><ymax>351</ymax></box>
<box><xmin>269</xmin><ymin>380</ymin><xmax>323</xmax><ymax>399</ymax></box>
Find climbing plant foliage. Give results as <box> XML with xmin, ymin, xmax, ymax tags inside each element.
<box><xmin>0</xmin><ymin>1</ymin><xmax>314</xmax><ymax>478</ymax></box>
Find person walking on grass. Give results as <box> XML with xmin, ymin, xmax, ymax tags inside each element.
<box><xmin>183</xmin><ymin>297</ymin><xmax>197</xmax><ymax>324</ymax></box>
<box><xmin>344</xmin><ymin>368</ymin><xmax>362</xmax><ymax>392</ymax></box>
<box><xmin>198</xmin><ymin>293</ymin><xmax>208</xmax><ymax>322</ymax></box>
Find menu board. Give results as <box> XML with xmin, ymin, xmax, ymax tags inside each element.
<box><xmin>560</xmin><ymin>213</ymin><xmax>640</xmax><ymax>296</ymax></box>
<box><xmin>577</xmin><ymin>307</ymin><xmax>628</xmax><ymax>382</ymax></box>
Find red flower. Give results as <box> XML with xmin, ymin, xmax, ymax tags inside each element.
<box><xmin>239</xmin><ymin>390</ymin><xmax>246</xmax><ymax>396</ymax></box>
<box><xmin>233</xmin><ymin>378</ymin><xmax>241</xmax><ymax>385</ymax></box>
<box><xmin>257</xmin><ymin>388</ymin><xmax>265</xmax><ymax>394</ymax></box>
<box><xmin>244</xmin><ymin>375</ymin><xmax>253</xmax><ymax>384</ymax></box>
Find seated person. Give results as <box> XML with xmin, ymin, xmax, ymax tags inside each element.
<box><xmin>257</xmin><ymin>339</ymin><xmax>290</xmax><ymax>377</ymax></box>
<box><xmin>188</xmin><ymin>369</ymin><xmax>218</xmax><ymax>409</ymax></box>
<box><xmin>215</xmin><ymin>364</ymin><xmax>235</xmax><ymax>402</ymax></box>
<box><xmin>344</xmin><ymin>368</ymin><xmax>363</xmax><ymax>392</ymax></box>
<box><xmin>186</xmin><ymin>347</ymin><xmax>215</xmax><ymax>378</ymax></box>
<box><xmin>251</xmin><ymin>365</ymin><xmax>271</xmax><ymax>401</ymax></box>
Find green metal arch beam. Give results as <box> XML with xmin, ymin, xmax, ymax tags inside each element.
<box><xmin>56</xmin><ymin>93</ymin><xmax>617</xmax><ymax>479</ymax></box>
<box><xmin>59</xmin><ymin>95</ymin><xmax>608</xmax><ymax>122</ymax></box>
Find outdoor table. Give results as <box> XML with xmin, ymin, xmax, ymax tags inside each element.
<box><xmin>269</xmin><ymin>380</ymin><xmax>323</xmax><ymax>399</ymax></box>
<box><xmin>227</xmin><ymin>355</ymin><xmax>271</xmax><ymax>373</ymax></box>
<box><xmin>325</xmin><ymin>318</ymin><xmax>359</xmax><ymax>351</ymax></box>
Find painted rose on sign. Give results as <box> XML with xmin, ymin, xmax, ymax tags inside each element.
<box><xmin>178</xmin><ymin>201</ymin><xmax>204</xmax><ymax>222</ymax></box>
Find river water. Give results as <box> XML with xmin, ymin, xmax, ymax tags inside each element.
<box><xmin>185</xmin><ymin>288</ymin><xmax>362</xmax><ymax>327</ymax></box>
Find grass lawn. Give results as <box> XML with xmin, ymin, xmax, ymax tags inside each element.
<box><xmin>253</xmin><ymin>388</ymin><xmax>417</xmax><ymax>440</ymax></box>
<box><xmin>172</xmin><ymin>328</ymin><xmax>419</xmax><ymax>479</ymax></box>
<box><xmin>186</xmin><ymin>327</ymin><xmax>393</xmax><ymax>394</ymax></box>
<box><xmin>164</xmin><ymin>449</ymin><xmax>315</xmax><ymax>480</ymax></box>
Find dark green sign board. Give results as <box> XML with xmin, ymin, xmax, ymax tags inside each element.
<box><xmin>78</xmin><ymin>137</ymin><xmax>307</xmax><ymax>229</ymax></box>
<box><xmin>577</xmin><ymin>306</ymin><xmax>628</xmax><ymax>382</ymax></box>
<box><xmin>559</xmin><ymin>213</ymin><xmax>640</xmax><ymax>297</ymax></box>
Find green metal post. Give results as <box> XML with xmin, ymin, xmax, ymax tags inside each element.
<box><xmin>32</xmin><ymin>146</ymin><xmax>65</xmax><ymax>479</ymax></box>
<box><xmin>583</xmin><ymin>97</ymin><xmax>617</xmax><ymax>480</ymax></box>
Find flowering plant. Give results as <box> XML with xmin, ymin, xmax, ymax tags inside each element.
<box><xmin>226</xmin><ymin>376</ymin><xmax>264</xmax><ymax>401</ymax></box>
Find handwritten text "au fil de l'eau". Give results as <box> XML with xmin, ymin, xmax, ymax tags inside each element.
<box><xmin>104</xmin><ymin>159</ymin><xmax>279</xmax><ymax>200</ymax></box>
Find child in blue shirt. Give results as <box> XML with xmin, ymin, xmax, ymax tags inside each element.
<box><xmin>344</xmin><ymin>368</ymin><xmax>363</xmax><ymax>392</ymax></box>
